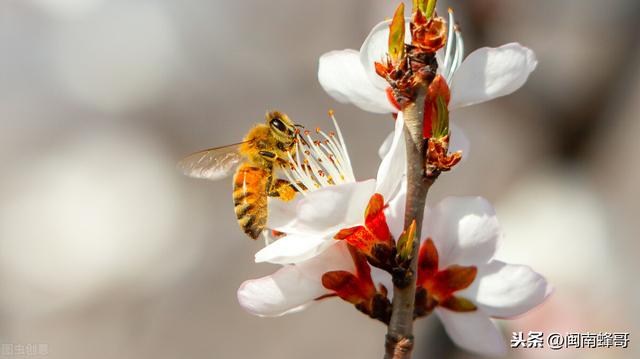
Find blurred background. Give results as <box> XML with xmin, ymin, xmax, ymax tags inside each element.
<box><xmin>0</xmin><ymin>0</ymin><xmax>638</xmax><ymax>358</ymax></box>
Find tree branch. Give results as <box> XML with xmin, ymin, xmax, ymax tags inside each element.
<box><xmin>384</xmin><ymin>87</ymin><xmax>435</xmax><ymax>359</ymax></box>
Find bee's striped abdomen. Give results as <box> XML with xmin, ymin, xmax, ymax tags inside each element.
<box><xmin>233</xmin><ymin>164</ymin><xmax>270</xmax><ymax>239</ymax></box>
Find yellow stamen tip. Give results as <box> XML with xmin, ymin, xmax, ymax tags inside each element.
<box><xmin>327</xmin><ymin>109</ymin><xmax>335</xmax><ymax>117</ymax></box>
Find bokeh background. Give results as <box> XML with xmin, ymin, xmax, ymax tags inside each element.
<box><xmin>1</xmin><ymin>0</ymin><xmax>638</xmax><ymax>358</ymax></box>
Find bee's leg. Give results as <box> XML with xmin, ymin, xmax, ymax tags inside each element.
<box><xmin>267</xmin><ymin>179</ymin><xmax>298</xmax><ymax>201</ymax></box>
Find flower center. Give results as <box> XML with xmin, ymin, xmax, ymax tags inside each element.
<box><xmin>282</xmin><ymin>111</ymin><xmax>355</xmax><ymax>194</ymax></box>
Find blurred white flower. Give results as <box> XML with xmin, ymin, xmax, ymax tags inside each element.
<box><xmin>0</xmin><ymin>129</ymin><xmax>195</xmax><ymax>317</ymax></box>
<box><xmin>496</xmin><ymin>167</ymin><xmax>613</xmax><ymax>289</ymax></box>
<box><xmin>49</xmin><ymin>2</ymin><xmax>179</xmax><ymax>112</ymax></box>
<box><xmin>30</xmin><ymin>0</ymin><xmax>105</xmax><ymax>19</ymax></box>
<box><xmin>255</xmin><ymin>113</ymin><xmax>407</xmax><ymax>264</ymax></box>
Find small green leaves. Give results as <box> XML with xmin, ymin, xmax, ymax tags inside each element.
<box><xmin>397</xmin><ymin>219</ymin><xmax>416</xmax><ymax>262</ymax></box>
<box><xmin>412</xmin><ymin>0</ymin><xmax>426</xmax><ymax>14</ymax></box>
<box><xmin>388</xmin><ymin>3</ymin><xmax>406</xmax><ymax>63</ymax></box>
<box><xmin>432</xmin><ymin>95</ymin><xmax>449</xmax><ymax>139</ymax></box>
<box><xmin>413</xmin><ymin>0</ymin><xmax>437</xmax><ymax>19</ymax></box>
<box><xmin>426</xmin><ymin>0</ymin><xmax>437</xmax><ymax>19</ymax></box>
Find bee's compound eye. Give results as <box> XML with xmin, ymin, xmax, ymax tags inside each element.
<box><xmin>270</xmin><ymin>118</ymin><xmax>287</xmax><ymax>132</ymax></box>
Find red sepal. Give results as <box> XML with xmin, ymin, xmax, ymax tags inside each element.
<box><xmin>334</xmin><ymin>194</ymin><xmax>394</xmax><ymax>265</ymax></box>
<box><xmin>322</xmin><ymin>245</ymin><xmax>375</xmax><ymax>307</ymax></box>
<box><xmin>423</xmin><ymin>75</ymin><xmax>451</xmax><ymax>139</ymax></box>
<box><xmin>417</xmin><ymin>238</ymin><xmax>438</xmax><ymax>284</ymax></box>
<box><xmin>416</xmin><ymin>237</ymin><xmax>478</xmax><ymax>314</ymax></box>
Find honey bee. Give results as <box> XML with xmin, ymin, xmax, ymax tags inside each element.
<box><xmin>179</xmin><ymin>111</ymin><xmax>300</xmax><ymax>239</ymax></box>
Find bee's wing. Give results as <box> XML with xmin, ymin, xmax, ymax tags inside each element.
<box><xmin>178</xmin><ymin>142</ymin><xmax>248</xmax><ymax>181</ymax></box>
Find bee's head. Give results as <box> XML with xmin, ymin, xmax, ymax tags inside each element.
<box><xmin>266</xmin><ymin>111</ymin><xmax>296</xmax><ymax>147</ymax></box>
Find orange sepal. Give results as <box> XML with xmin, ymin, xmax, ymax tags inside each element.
<box><xmin>364</xmin><ymin>193</ymin><xmax>392</xmax><ymax>244</ymax></box>
<box><xmin>427</xmin><ymin>264</ymin><xmax>477</xmax><ymax>301</ymax></box>
<box><xmin>417</xmin><ymin>238</ymin><xmax>439</xmax><ymax>285</ymax></box>
<box><xmin>440</xmin><ymin>296</ymin><xmax>477</xmax><ymax>312</ymax></box>
<box><xmin>375</xmin><ymin>61</ymin><xmax>389</xmax><ymax>78</ymax></box>
<box><xmin>321</xmin><ymin>246</ymin><xmax>375</xmax><ymax>306</ymax></box>
<box><xmin>412</xmin><ymin>17</ymin><xmax>447</xmax><ymax>52</ymax></box>
<box><xmin>334</xmin><ymin>225</ymin><xmax>374</xmax><ymax>254</ymax></box>
<box><xmin>423</xmin><ymin>75</ymin><xmax>451</xmax><ymax>139</ymax></box>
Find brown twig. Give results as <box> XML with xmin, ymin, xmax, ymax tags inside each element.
<box><xmin>384</xmin><ymin>88</ymin><xmax>435</xmax><ymax>359</ymax></box>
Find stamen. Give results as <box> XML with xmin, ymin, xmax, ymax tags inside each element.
<box><xmin>447</xmin><ymin>26</ymin><xmax>464</xmax><ymax>83</ymax></box>
<box><xmin>304</xmin><ymin>132</ymin><xmax>342</xmax><ymax>183</ymax></box>
<box><xmin>280</xmin><ymin>111</ymin><xmax>356</xmax><ymax>192</ymax></box>
<box><xmin>443</xmin><ymin>8</ymin><xmax>455</xmax><ymax>73</ymax></box>
<box><xmin>328</xmin><ymin>111</ymin><xmax>355</xmax><ymax>181</ymax></box>
<box><xmin>453</xmin><ymin>27</ymin><xmax>464</xmax><ymax>73</ymax></box>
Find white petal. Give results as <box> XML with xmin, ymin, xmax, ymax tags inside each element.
<box><xmin>449</xmin><ymin>122</ymin><xmax>469</xmax><ymax>157</ymax></box>
<box><xmin>254</xmin><ymin>233</ymin><xmax>335</xmax><ymax>264</ymax></box>
<box><xmin>375</xmin><ymin>112</ymin><xmax>406</xmax><ymax>201</ymax></box>
<box><xmin>422</xmin><ymin>197</ymin><xmax>500</xmax><ymax>267</ymax></box>
<box><xmin>359</xmin><ymin>19</ymin><xmax>411</xmax><ymax>91</ymax></box>
<box><xmin>449</xmin><ymin>43</ymin><xmax>537</xmax><ymax>109</ymax></box>
<box><xmin>377</xmin><ymin>130</ymin><xmax>394</xmax><ymax>160</ymax></box>
<box><xmin>239</xmin><ymin>242</ymin><xmax>353</xmax><ymax>317</ymax></box>
<box><xmin>436</xmin><ymin>308</ymin><xmax>507</xmax><ymax>357</ymax></box>
<box><xmin>384</xmin><ymin>180</ymin><xmax>406</xmax><ymax>240</ymax></box>
<box><xmin>370</xmin><ymin>266</ymin><xmax>394</xmax><ymax>300</ymax></box>
<box><xmin>268</xmin><ymin>179</ymin><xmax>376</xmax><ymax>237</ymax></box>
<box><xmin>458</xmin><ymin>260</ymin><xmax>551</xmax><ymax>318</ymax></box>
<box><xmin>318</xmin><ymin>49</ymin><xmax>395</xmax><ymax>113</ymax></box>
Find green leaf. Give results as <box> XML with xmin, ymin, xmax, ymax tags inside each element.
<box><xmin>426</xmin><ymin>0</ymin><xmax>437</xmax><ymax>19</ymax></box>
<box><xmin>433</xmin><ymin>95</ymin><xmax>449</xmax><ymax>138</ymax></box>
<box><xmin>397</xmin><ymin>220</ymin><xmax>416</xmax><ymax>262</ymax></box>
<box><xmin>413</xmin><ymin>0</ymin><xmax>437</xmax><ymax>18</ymax></box>
<box><xmin>388</xmin><ymin>3</ymin><xmax>405</xmax><ymax>63</ymax></box>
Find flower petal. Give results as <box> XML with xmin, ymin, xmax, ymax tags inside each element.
<box><xmin>267</xmin><ymin>179</ymin><xmax>376</xmax><ymax>237</ymax></box>
<box><xmin>254</xmin><ymin>233</ymin><xmax>335</xmax><ymax>264</ymax></box>
<box><xmin>370</xmin><ymin>266</ymin><xmax>393</xmax><ymax>299</ymax></box>
<box><xmin>436</xmin><ymin>307</ymin><xmax>507</xmax><ymax>357</ymax></box>
<box><xmin>239</xmin><ymin>242</ymin><xmax>353</xmax><ymax>317</ymax></box>
<box><xmin>448</xmin><ymin>122</ymin><xmax>469</xmax><ymax>157</ymax></box>
<box><xmin>458</xmin><ymin>260</ymin><xmax>551</xmax><ymax>318</ymax></box>
<box><xmin>375</xmin><ymin>112</ymin><xmax>406</xmax><ymax>201</ymax></box>
<box><xmin>318</xmin><ymin>49</ymin><xmax>395</xmax><ymax>113</ymax></box>
<box><xmin>449</xmin><ymin>43</ymin><xmax>537</xmax><ymax>109</ymax></box>
<box><xmin>359</xmin><ymin>19</ymin><xmax>411</xmax><ymax>92</ymax></box>
<box><xmin>377</xmin><ymin>130</ymin><xmax>394</xmax><ymax>160</ymax></box>
<box><xmin>383</xmin><ymin>179</ymin><xmax>406</xmax><ymax>241</ymax></box>
<box><xmin>422</xmin><ymin>197</ymin><xmax>500</xmax><ymax>268</ymax></box>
